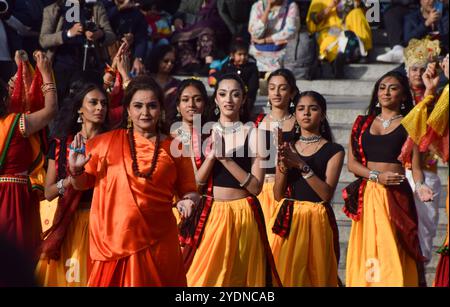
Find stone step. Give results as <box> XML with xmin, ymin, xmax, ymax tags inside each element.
<box><xmin>320</xmin><ymin>63</ymin><xmax>399</xmax><ymax>80</ymax></box>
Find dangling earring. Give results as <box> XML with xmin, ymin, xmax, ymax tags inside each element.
<box><xmin>290</xmin><ymin>100</ymin><xmax>294</xmax><ymax>109</ymax></box>
<box><xmin>77</xmin><ymin>114</ymin><xmax>83</xmax><ymax>124</ymax></box>
<box><xmin>127</xmin><ymin>117</ymin><xmax>133</xmax><ymax>129</ymax></box>
<box><xmin>321</xmin><ymin>122</ymin><xmax>326</xmax><ymax>134</ymax></box>
<box><xmin>267</xmin><ymin>101</ymin><xmax>271</xmax><ymax>108</ymax></box>
<box><xmin>176</xmin><ymin>111</ymin><xmax>181</xmax><ymax>120</ymax></box>
<box><xmin>376</xmin><ymin>102</ymin><xmax>381</xmax><ymax>108</ymax></box>
<box><xmin>214</xmin><ymin>106</ymin><xmax>220</xmax><ymax>116</ymax></box>
<box><xmin>401</xmin><ymin>103</ymin><xmax>405</xmax><ymax>110</ymax></box>
<box><xmin>295</xmin><ymin>122</ymin><xmax>300</xmax><ymax>134</ymax></box>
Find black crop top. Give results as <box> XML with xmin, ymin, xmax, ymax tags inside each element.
<box><xmin>361</xmin><ymin>124</ymin><xmax>407</xmax><ymax>164</ymax></box>
<box><xmin>288</xmin><ymin>142</ymin><xmax>344</xmax><ymax>203</ymax></box>
<box><xmin>262</xmin><ymin>129</ymin><xmax>297</xmax><ymax>175</ymax></box>
<box><xmin>213</xmin><ymin>134</ymin><xmax>253</xmax><ymax>189</ymax></box>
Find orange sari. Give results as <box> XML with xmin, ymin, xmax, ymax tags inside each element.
<box><xmin>83</xmin><ymin>129</ymin><xmax>197</xmax><ymax>286</ymax></box>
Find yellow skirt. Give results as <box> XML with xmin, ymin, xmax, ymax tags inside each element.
<box><xmin>257</xmin><ymin>181</ymin><xmax>277</xmax><ymax>234</ymax></box>
<box><xmin>346</xmin><ymin>181</ymin><xmax>418</xmax><ymax>287</ymax></box>
<box><xmin>269</xmin><ymin>200</ymin><xmax>338</xmax><ymax>287</ymax></box>
<box><xmin>186</xmin><ymin>198</ymin><xmax>266</xmax><ymax>286</ymax></box>
<box><xmin>318</xmin><ymin>8</ymin><xmax>372</xmax><ymax>62</ymax></box>
<box><xmin>35</xmin><ymin>209</ymin><xmax>90</xmax><ymax>287</ymax></box>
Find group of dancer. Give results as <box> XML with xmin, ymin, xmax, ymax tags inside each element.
<box><xmin>0</xmin><ymin>46</ymin><xmax>448</xmax><ymax>287</ymax></box>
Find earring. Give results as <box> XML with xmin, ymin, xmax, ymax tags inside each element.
<box><xmin>290</xmin><ymin>100</ymin><xmax>294</xmax><ymax>108</ymax></box>
<box><xmin>401</xmin><ymin>103</ymin><xmax>405</xmax><ymax>110</ymax></box>
<box><xmin>321</xmin><ymin>122</ymin><xmax>326</xmax><ymax>134</ymax></box>
<box><xmin>295</xmin><ymin>122</ymin><xmax>300</xmax><ymax>134</ymax></box>
<box><xmin>266</xmin><ymin>101</ymin><xmax>271</xmax><ymax>108</ymax></box>
<box><xmin>127</xmin><ymin>117</ymin><xmax>133</xmax><ymax>129</ymax></box>
<box><xmin>77</xmin><ymin>114</ymin><xmax>83</xmax><ymax>124</ymax></box>
<box><xmin>376</xmin><ymin>102</ymin><xmax>381</xmax><ymax>108</ymax></box>
<box><xmin>176</xmin><ymin>111</ymin><xmax>181</xmax><ymax>120</ymax></box>
<box><xmin>214</xmin><ymin>106</ymin><xmax>220</xmax><ymax>116</ymax></box>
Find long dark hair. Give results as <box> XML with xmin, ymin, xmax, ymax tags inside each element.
<box><xmin>293</xmin><ymin>91</ymin><xmax>334</xmax><ymax>143</ymax></box>
<box><xmin>367</xmin><ymin>71</ymin><xmax>414</xmax><ymax>116</ymax></box>
<box><xmin>146</xmin><ymin>44</ymin><xmax>177</xmax><ymax>74</ymax></box>
<box><xmin>52</xmin><ymin>80</ymin><xmax>109</xmax><ymax>139</ymax></box>
<box><xmin>121</xmin><ymin>75</ymin><xmax>166</xmax><ymax>132</ymax></box>
<box><xmin>209</xmin><ymin>73</ymin><xmax>249</xmax><ymax>123</ymax></box>
<box><xmin>173</xmin><ymin>78</ymin><xmax>210</xmax><ymax>124</ymax></box>
<box><xmin>267</xmin><ymin>68</ymin><xmax>299</xmax><ymax>112</ymax></box>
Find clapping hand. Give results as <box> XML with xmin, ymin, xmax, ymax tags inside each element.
<box><xmin>278</xmin><ymin>142</ymin><xmax>304</xmax><ymax>169</ymax></box>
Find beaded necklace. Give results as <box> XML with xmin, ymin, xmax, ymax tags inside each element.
<box><xmin>128</xmin><ymin>128</ymin><xmax>160</xmax><ymax>179</ymax></box>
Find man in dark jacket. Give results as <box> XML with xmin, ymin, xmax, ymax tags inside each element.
<box><xmin>101</xmin><ymin>0</ymin><xmax>148</xmax><ymax>75</ymax></box>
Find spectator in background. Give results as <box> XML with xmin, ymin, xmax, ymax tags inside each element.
<box><xmin>139</xmin><ymin>0</ymin><xmax>173</xmax><ymax>58</ymax></box>
<box><xmin>39</xmin><ymin>0</ymin><xmax>116</xmax><ymax>105</ymax></box>
<box><xmin>248</xmin><ymin>0</ymin><xmax>300</xmax><ymax>74</ymax></box>
<box><xmin>171</xmin><ymin>0</ymin><xmax>229</xmax><ymax>76</ymax></box>
<box><xmin>404</xmin><ymin>0</ymin><xmax>449</xmax><ymax>53</ymax></box>
<box><xmin>0</xmin><ymin>1</ymin><xmax>14</xmax><ymax>84</ymax></box>
<box><xmin>306</xmin><ymin>0</ymin><xmax>372</xmax><ymax>78</ymax></box>
<box><xmin>217</xmin><ymin>0</ymin><xmax>256</xmax><ymax>41</ymax></box>
<box><xmin>145</xmin><ymin>44</ymin><xmax>180</xmax><ymax>125</ymax></box>
<box><xmin>209</xmin><ymin>39</ymin><xmax>259</xmax><ymax>117</ymax></box>
<box><xmin>101</xmin><ymin>0</ymin><xmax>148</xmax><ymax>76</ymax></box>
<box><xmin>376</xmin><ymin>0</ymin><xmax>416</xmax><ymax>64</ymax></box>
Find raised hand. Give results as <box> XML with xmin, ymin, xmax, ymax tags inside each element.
<box><xmin>34</xmin><ymin>51</ymin><xmax>52</xmax><ymax>80</ymax></box>
<box><xmin>68</xmin><ymin>133</ymin><xmax>91</xmax><ymax>175</ymax></box>
<box><xmin>68</xmin><ymin>23</ymin><xmax>84</xmax><ymax>38</ymax></box>
<box><xmin>278</xmin><ymin>142</ymin><xmax>304</xmax><ymax>169</ymax></box>
<box><xmin>441</xmin><ymin>54</ymin><xmax>449</xmax><ymax>79</ymax></box>
<box><xmin>422</xmin><ymin>62</ymin><xmax>440</xmax><ymax>95</ymax></box>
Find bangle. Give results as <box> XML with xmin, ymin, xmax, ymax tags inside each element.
<box><xmin>123</xmin><ymin>79</ymin><xmax>131</xmax><ymax>90</ymax></box>
<box><xmin>56</xmin><ymin>178</ymin><xmax>65</xmax><ymax>196</ymax></box>
<box><xmin>368</xmin><ymin>170</ymin><xmax>380</xmax><ymax>183</ymax></box>
<box><xmin>302</xmin><ymin>170</ymin><xmax>315</xmax><ymax>180</ymax></box>
<box><xmin>239</xmin><ymin>173</ymin><xmax>252</xmax><ymax>188</ymax></box>
<box><xmin>68</xmin><ymin>168</ymin><xmax>85</xmax><ymax>177</ymax></box>
<box><xmin>278</xmin><ymin>165</ymin><xmax>288</xmax><ymax>174</ymax></box>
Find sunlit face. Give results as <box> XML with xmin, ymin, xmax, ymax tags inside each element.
<box><xmin>377</xmin><ymin>76</ymin><xmax>406</xmax><ymax>110</ymax></box>
<box><xmin>268</xmin><ymin>75</ymin><xmax>294</xmax><ymax>110</ymax></box>
<box><xmin>158</xmin><ymin>51</ymin><xmax>176</xmax><ymax>75</ymax></box>
<box><xmin>215</xmin><ymin>79</ymin><xmax>244</xmax><ymax>119</ymax></box>
<box><xmin>127</xmin><ymin>89</ymin><xmax>161</xmax><ymax>133</ymax></box>
<box><xmin>408</xmin><ymin>66</ymin><xmax>426</xmax><ymax>88</ymax></box>
<box><xmin>295</xmin><ymin>95</ymin><xmax>323</xmax><ymax>132</ymax></box>
<box><xmin>78</xmin><ymin>89</ymin><xmax>108</xmax><ymax>125</ymax></box>
<box><xmin>178</xmin><ymin>85</ymin><xmax>205</xmax><ymax>124</ymax></box>
<box><xmin>231</xmin><ymin>49</ymin><xmax>248</xmax><ymax>66</ymax></box>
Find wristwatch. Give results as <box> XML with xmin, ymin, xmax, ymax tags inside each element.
<box><xmin>368</xmin><ymin>170</ymin><xmax>380</xmax><ymax>183</ymax></box>
<box><xmin>300</xmin><ymin>164</ymin><xmax>311</xmax><ymax>174</ymax></box>
<box><xmin>56</xmin><ymin>178</ymin><xmax>65</xmax><ymax>196</ymax></box>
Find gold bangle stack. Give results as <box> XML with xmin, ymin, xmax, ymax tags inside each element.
<box><xmin>41</xmin><ymin>82</ymin><xmax>57</xmax><ymax>95</ymax></box>
<box><xmin>122</xmin><ymin>79</ymin><xmax>131</xmax><ymax>90</ymax></box>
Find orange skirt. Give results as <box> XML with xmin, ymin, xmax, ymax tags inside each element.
<box><xmin>346</xmin><ymin>181</ymin><xmax>418</xmax><ymax>287</ymax></box>
<box><xmin>186</xmin><ymin>198</ymin><xmax>267</xmax><ymax>286</ymax></box>
<box><xmin>257</xmin><ymin>180</ymin><xmax>277</xmax><ymax>233</ymax></box>
<box><xmin>269</xmin><ymin>200</ymin><xmax>338</xmax><ymax>287</ymax></box>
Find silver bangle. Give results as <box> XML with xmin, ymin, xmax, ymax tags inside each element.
<box><xmin>302</xmin><ymin>170</ymin><xmax>315</xmax><ymax>180</ymax></box>
<box><xmin>239</xmin><ymin>173</ymin><xmax>252</xmax><ymax>188</ymax></box>
<box><xmin>56</xmin><ymin>178</ymin><xmax>65</xmax><ymax>196</ymax></box>
<box><xmin>368</xmin><ymin>170</ymin><xmax>380</xmax><ymax>182</ymax></box>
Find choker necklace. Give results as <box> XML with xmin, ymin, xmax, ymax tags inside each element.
<box><xmin>269</xmin><ymin>113</ymin><xmax>292</xmax><ymax>129</ymax></box>
<box><xmin>299</xmin><ymin>135</ymin><xmax>322</xmax><ymax>144</ymax></box>
<box><xmin>377</xmin><ymin>114</ymin><xmax>403</xmax><ymax>129</ymax></box>
<box><xmin>176</xmin><ymin>128</ymin><xmax>191</xmax><ymax>146</ymax></box>
<box><xmin>214</xmin><ymin>121</ymin><xmax>243</xmax><ymax>135</ymax></box>
<box><xmin>128</xmin><ymin>129</ymin><xmax>160</xmax><ymax>179</ymax></box>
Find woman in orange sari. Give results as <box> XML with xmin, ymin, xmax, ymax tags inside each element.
<box><xmin>0</xmin><ymin>51</ymin><xmax>57</xmax><ymax>263</ymax></box>
<box><xmin>68</xmin><ymin>76</ymin><xmax>200</xmax><ymax>286</ymax></box>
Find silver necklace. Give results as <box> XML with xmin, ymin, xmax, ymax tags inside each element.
<box><xmin>377</xmin><ymin>114</ymin><xmax>403</xmax><ymax>129</ymax></box>
<box><xmin>214</xmin><ymin>121</ymin><xmax>243</xmax><ymax>135</ymax></box>
<box><xmin>176</xmin><ymin>128</ymin><xmax>191</xmax><ymax>145</ymax></box>
<box><xmin>299</xmin><ymin>135</ymin><xmax>322</xmax><ymax>144</ymax></box>
<box><xmin>269</xmin><ymin>113</ymin><xmax>292</xmax><ymax>129</ymax></box>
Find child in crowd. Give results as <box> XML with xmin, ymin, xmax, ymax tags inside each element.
<box><xmin>209</xmin><ymin>39</ymin><xmax>259</xmax><ymax>117</ymax></box>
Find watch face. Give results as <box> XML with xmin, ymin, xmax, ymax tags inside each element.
<box><xmin>302</xmin><ymin>165</ymin><xmax>311</xmax><ymax>173</ymax></box>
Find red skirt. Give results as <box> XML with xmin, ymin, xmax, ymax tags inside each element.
<box><xmin>0</xmin><ymin>176</ymin><xmax>41</xmax><ymax>261</ymax></box>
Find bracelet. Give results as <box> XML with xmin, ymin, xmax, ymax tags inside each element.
<box><xmin>56</xmin><ymin>178</ymin><xmax>65</xmax><ymax>196</ymax></box>
<box><xmin>368</xmin><ymin>170</ymin><xmax>380</xmax><ymax>183</ymax></box>
<box><xmin>302</xmin><ymin>170</ymin><xmax>315</xmax><ymax>180</ymax></box>
<box><xmin>123</xmin><ymin>79</ymin><xmax>131</xmax><ymax>90</ymax></box>
<box><xmin>239</xmin><ymin>173</ymin><xmax>252</xmax><ymax>188</ymax></box>
<box><xmin>68</xmin><ymin>167</ymin><xmax>85</xmax><ymax>177</ymax></box>
<box><xmin>278</xmin><ymin>165</ymin><xmax>288</xmax><ymax>174</ymax></box>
